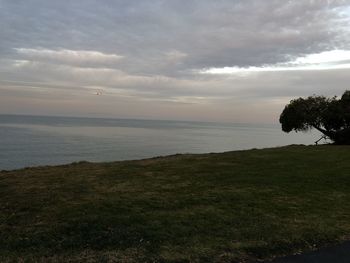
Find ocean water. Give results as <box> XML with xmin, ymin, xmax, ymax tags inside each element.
<box><xmin>0</xmin><ymin>114</ymin><xmax>320</xmax><ymax>170</ymax></box>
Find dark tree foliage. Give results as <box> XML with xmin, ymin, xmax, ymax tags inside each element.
<box><xmin>279</xmin><ymin>91</ymin><xmax>350</xmax><ymax>144</ymax></box>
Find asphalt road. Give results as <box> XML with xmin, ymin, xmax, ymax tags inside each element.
<box><xmin>264</xmin><ymin>241</ymin><xmax>350</xmax><ymax>263</ymax></box>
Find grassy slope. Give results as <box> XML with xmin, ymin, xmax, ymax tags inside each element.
<box><xmin>1</xmin><ymin>145</ymin><xmax>350</xmax><ymax>262</ymax></box>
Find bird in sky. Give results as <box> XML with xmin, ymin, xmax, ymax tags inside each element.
<box><xmin>94</xmin><ymin>90</ymin><xmax>103</xmax><ymax>95</ymax></box>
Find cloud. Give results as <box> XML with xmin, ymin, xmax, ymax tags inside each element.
<box><xmin>292</xmin><ymin>49</ymin><xmax>350</xmax><ymax>64</ymax></box>
<box><xmin>164</xmin><ymin>50</ymin><xmax>188</xmax><ymax>62</ymax></box>
<box><xmin>14</xmin><ymin>48</ymin><xmax>123</xmax><ymax>67</ymax></box>
<box><xmin>200</xmin><ymin>50</ymin><xmax>350</xmax><ymax>74</ymax></box>
<box><xmin>0</xmin><ymin>1</ymin><xmax>350</xmax><ymax>122</ymax></box>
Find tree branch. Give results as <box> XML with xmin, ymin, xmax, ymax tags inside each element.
<box><xmin>312</xmin><ymin>125</ymin><xmax>332</xmax><ymax>137</ymax></box>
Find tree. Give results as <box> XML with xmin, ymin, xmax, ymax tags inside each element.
<box><xmin>279</xmin><ymin>91</ymin><xmax>350</xmax><ymax>145</ymax></box>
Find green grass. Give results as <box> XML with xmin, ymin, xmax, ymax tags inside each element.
<box><xmin>1</xmin><ymin>145</ymin><xmax>350</xmax><ymax>262</ymax></box>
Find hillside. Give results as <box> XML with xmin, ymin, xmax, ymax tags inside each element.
<box><xmin>1</xmin><ymin>145</ymin><xmax>350</xmax><ymax>262</ymax></box>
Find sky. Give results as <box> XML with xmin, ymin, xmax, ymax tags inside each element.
<box><xmin>1</xmin><ymin>0</ymin><xmax>350</xmax><ymax>123</ymax></box>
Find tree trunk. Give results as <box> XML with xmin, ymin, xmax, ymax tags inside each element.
<box><xmin>312</xmin><ymin>125</ymin><xmax>334</xmax><ymax>138</ymax></box>
<box><xmin>312</xmin><ymin>125</ymin><xmax>350</xmax><ymax>144</ymax></box>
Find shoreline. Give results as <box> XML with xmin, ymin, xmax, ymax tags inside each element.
<box><xmin>0</xmin><ymin>144</ymin><xmax>318</xmax><ymax>173</ymax></box>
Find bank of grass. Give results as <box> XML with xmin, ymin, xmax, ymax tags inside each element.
<box><xmin>1</xmin><ymin>145</ymin><xmax>350</xmax><ymax>262</ymax></box>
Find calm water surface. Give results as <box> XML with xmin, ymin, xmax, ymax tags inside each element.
<box><xmin>0</xmin><ymin>115</ymin><xmax>320</xmax><ymax>170</ymax></box>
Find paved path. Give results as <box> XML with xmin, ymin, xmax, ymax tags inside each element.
<box><xmin>265</xmin><ymin>241</ymin><xmax>350</xmax><ymax>263</ymax></box>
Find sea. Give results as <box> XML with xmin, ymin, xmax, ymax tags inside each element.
<box><xmin>0</xmin><ymin>114</ymin><xmax>320</xmax><ymax>171</ymax></box>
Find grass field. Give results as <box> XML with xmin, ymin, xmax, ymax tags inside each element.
<box><xmin>1</xmin><ymin>145</ymin><xmax>350</xmax><ymax>262</ymax></box>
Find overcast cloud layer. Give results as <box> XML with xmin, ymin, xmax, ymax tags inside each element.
<box><xmin>1</xmin><ymin>0</ymin><xmax>350</xmax><ymax>123</ymax></box>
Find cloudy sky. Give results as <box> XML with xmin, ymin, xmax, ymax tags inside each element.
<box><xmin>1</xmin><ymin>0</ymin><xmax>350</xmax><ymax>123</ymax></box>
